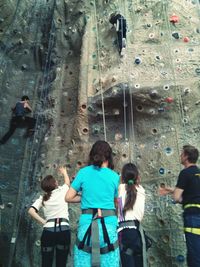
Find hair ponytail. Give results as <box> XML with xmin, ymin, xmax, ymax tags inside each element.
<box><xmin>123</xmin><ymin>183</ymin><xmax>137</xmax><ymax>215</ymax></box>
<box><xmin>41</xmin><ymin>175</ymin><xmax>57</xmax><ymax>206</ymax></box>
<box><xmin>122</xmin><ymin>163</ymin><xmax>139</xmax><ymax>215</ymax></box>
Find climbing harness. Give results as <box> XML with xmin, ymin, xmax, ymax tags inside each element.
<box><xmin>118</xmin><ymin>197</ymin><xmax>150</xmax><ymax>267</ymax></box>
<box><xmin>183</xmin><ymin>204</ymin><xmax>200</xmax><ymax>235</ymax></box>
<box><xmin>118</xmin><ymin>220</ymin><xmax>149</xmax><ymax>267</ymax></box>
<box><xmin>45</xmin><ymin>218</ymin><xmax>69</xmax><ymax>232</ymax></box>
<box><xmin>42</xmin><ymin>218</ymin><xmax>70</xmax><ymax>252</ymax></box>
<box><xmin>184</xmin><ymin>204</ymin><xmax>200</xmax><ymax>209</ymax></box>
<box><xmin>76</xmin><ymin>208</ymin><xmax>118</xmax><ymax>267</ymax></box>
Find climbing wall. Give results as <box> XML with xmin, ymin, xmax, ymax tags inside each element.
<box><xmin>75</xmin><ymin>0</ymin><xmax>200</xmax><ymax>266</ymax></box>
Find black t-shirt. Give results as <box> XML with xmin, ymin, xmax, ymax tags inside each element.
<box><xmin>176</xmin><ymin>165</ymin><xmax>200</xmax><ymax>214</ymax></box>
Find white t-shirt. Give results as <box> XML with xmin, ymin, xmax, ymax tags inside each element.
<box><xmin>31</xmin><ymin>184</ymin><xmax>69</xmax><ymax>228</ymax></box>
<box><xmin>118</xmin><ymin>184</ymin><xmax>145</xmax><ymax>223</ymax></box>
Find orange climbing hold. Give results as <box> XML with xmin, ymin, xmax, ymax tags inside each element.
<box><xmin>170</xmin><ymin>15</ymin><xmax>179</xmax><ymax>24</ymax></box>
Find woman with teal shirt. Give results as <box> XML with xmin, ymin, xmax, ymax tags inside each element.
<box><xmin>65</xmin><ymin>140</ymin><xmax>120</xmax><ymax>267</ymax></box>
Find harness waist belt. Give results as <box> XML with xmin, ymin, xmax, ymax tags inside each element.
<box><xmin>184</xmin><ymin>227</ymin><xmax>200</xmax><ymax>235</ymax></box>
<box><xmin>76</xmin><ymin>239</ymin><xmax>118</xmax><ymax>254</ymax></box>
<box><xmin>118</xmin><ymin>220</ymin><xmax>139</xmax><ymax>229</ymax></box>
<box><xmin>82</xmin><ymin>209</ymin><xmax>116</xmax><ymax>217</ymax></box>
<box><xmin>184</xmin><ymin>204</ymin><xmax>200</xmax><ymax>209</ymax></box>
<box><xmin>47</xmin><ymin>218</ymin><xmax>69</xmax><ymax>223</ymax></box>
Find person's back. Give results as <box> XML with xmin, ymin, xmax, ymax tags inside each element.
<box><xmin>177</xmin><ymin>165</ymin><xmax>200</xmax><ymax>207</ymax></box>
<box><xmin>14</xmin><ymin>101</ymin><xmax>26</xmax><ymax>117</ymax></box>
<box><xmin>118</xmin><ymin>163</ymin><xmax>146</xmax><ymax>267</ymax></box>
<box><xmin>28</xmin><ymin>168</ymin><xmax>71</xmax><ymax>267</ymax></box>
<box><xmin>66</xmin><ymin>140</ymin><xmax>120</xmax><ymax>267</ymax></box>
<box><xmin>74</xmin><ymin>165</ymin><xmax>118</xmax><ymax>210</ymax></box>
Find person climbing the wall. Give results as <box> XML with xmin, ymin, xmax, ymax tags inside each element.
<box><xmin>158</xmin><ymin>145</ymin><xmax>200</xmax><ymax>267</ymax></box>
<box><xmin>0</xmin><ymin>95</ymin><xmax>36</xmax><ymax>144</ymax></box>
<box><xmin>118</xmin><ymin>163</ymin><xmax>147</xmax><ymax>267</ymax></box>
<box><xmin>28</xmin><ymin>166</ymin><xmax>78</xmax><ymax>267</ymax></box>
<box><xmin>65</xmin><ymin>140</ymin><xmax>120</xmax><ymax>267</ymax></box>
<box><xmin>109</xmin><ymin>13</ymin><xmax>127</xmax><ymax>56</ymax></box>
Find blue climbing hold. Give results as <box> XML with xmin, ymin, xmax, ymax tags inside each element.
<box><xmin>176</xmin><ymin>255</ymin><xmax>185</xmax><ymax>263</ymax></box>
<box><xmin>135</xmin><ymin>57</ymin><xmax>141</xmax><ymax>64</ymax></box>
<box><xmin>165</xmin><ymin>147</ymin><xmax>172</xmax><ymax>155</ymax></box>
<box><xmin>159</xmin><ymin>168</ymin><xmax>165</xmax><ymax>175</ymax></box>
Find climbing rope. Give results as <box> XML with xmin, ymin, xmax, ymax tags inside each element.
<box><xmin>93</xmin><ymin>0</ymin><xmax>107</xmax><ymax>141</ymax></box>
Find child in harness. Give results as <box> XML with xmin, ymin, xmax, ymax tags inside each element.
<box><xmin>118</xmin><ymin>163</ymin><xmax>146</xmax><ymax>267</ymax></box>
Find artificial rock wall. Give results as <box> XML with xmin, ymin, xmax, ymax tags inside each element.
<box><xmin>0</xmin><ymin>0</ymin><xmax>200</xmax><ymax>266</ymax></box>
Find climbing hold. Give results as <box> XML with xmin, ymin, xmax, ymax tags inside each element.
<box><xmin>149</xmin><ymin>90</ymin><xmax>159</xmax><ymax>98</ymax></box>
<box><xmin>135</xmin><ymin>84</ymin><xmax>140</xmax><ymax>89</ymax></box>
<box><xmin>149</xmin><ymin>33</ymin><xmax>155</xmax><ymax>39</ymax></box>
<box><xmin>165</xmin><ymin>97</ymin><xmax>174</xmax><ymax>103</ymax></box>
<box><xmin>155</xmin><ymin>55</ymin><xmax>161</xmax><ymax>60</ymax></box>
<box><xmin>92</xmin><ymin>125</ymin><xmax>101</xmax><ymax>134</ymax></box>
<box><xmin>195</xmin><ymin>68</ymin><xmax>200</xmax><ymax>75</ymax></box>
<box><xmin>176</xmin><ymin>255</ymin><xmax>185</xmax><ymax>263</ymax></box>
<box><xmin>159</xmin><ymin>168</ymin><xmax>165</xmax><ymax>175</ymax></box>
<box><xmin>135</xmin><ymin>57</ymin><xmax>141</xmax><ymax>64</ymax></box>
<box><xmin>158</xmin><ymin>107</ymin><xmax>165</xmax><ymax>112</ymax></box>
<box><xmin>164</xmin><ymin>147</ymin><xmax>173</xmax><ymax>155</ymax></box>
<box><xmin>21</xmin><ymin>64</ymin><xmax>28</xmax><ymax>71</ymax></box>
<box><xmin>172</xmin><ymin>32</ymin><xmax>179</xmax><ymax>39</ymax></box>
<box><xmin>163</xmin><ymin>85</ymin><xmax>170</xmax><ymax>90</ymax></box>
<box><xmin>170</xmin><ymin>15</ymin><xmax>179</xmax><ymax>24</ymax></box>
<box><xmin>183</xmin><ymin>37</ymin><xmax>190</xmax><ymax>42</ymax></box>
<box><xmin>35</xmin><ymin>240</ymin><xmax>41</xmax><ymax>247</ymax></box>
<box><xmin>184</xmin><ymin>88</ymin><xmax>191</xmax><ymax>94</ymax></box>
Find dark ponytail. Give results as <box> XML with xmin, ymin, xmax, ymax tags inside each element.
<box><xmin>41</xmin><ymin>175</ymin><xmax>57</xmax><ymax>206</ymax></box>
<box><xmin>122</xmin><ymin>163</ymin><xmax>139</xmax><ymax>215</ymax></box>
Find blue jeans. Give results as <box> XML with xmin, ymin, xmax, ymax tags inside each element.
<box><xmin>183</xmin><ymin>213</ymin><xmax>200</xmax><ymax>267</ymax></box>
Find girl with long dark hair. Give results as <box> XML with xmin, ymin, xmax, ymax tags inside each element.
<box><xmin>65</xmin><ymin>140</ymin><xmax>120</xmax><ymax>267</ymax></box>
<box><xmin>118</xmin><ymin>163</ymin><xmax>145</xmax><ymax>267</ymax></box>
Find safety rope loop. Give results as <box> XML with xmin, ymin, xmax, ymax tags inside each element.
<box><xmin>100</xmin><ymin>217</ymin><xmax>114</xmax><ymax>251</ymax></box>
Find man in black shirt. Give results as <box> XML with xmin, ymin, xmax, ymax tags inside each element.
<box><xmin>0</xmin><ymin>96</ymin><xmax>36</xmax><ymax>144</ymax></box>
<box><xmin>159</xmin><ymin>145</ymin><xmax>200</xmax><ymax>267</ymax></box>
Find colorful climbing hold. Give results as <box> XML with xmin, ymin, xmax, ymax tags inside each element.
<box><xmin>183</xmin><ymin>36</ymin><xmax>190</xmax><ymax>42</ymax></box>
<box><xmin>165</xmin><ymin>97</ymin><xmax>174</xmax><ymax>103</ymax></box>
<box><xmin>172</xmin><ymin>32</ymin><xmax>179</xmax><ymax>39</ymax></box>
<box><xmin>159</xmin><ymin>168</ymin><xmax>165</xmax><ymax>175</ymax></box>
<box><xmin>176</xmin><ymin>255</ymin><xmax>185</xmax><ymax>263</ymax></box>
<box><xmin>170</xmin><ymin>15</ymin><xmax>179</xmax><ymax>24</ymax></box>
<box><xmin>135</xmin><ymin>57</ymin><xmax>141</xmax><ymax>64</ymax></box>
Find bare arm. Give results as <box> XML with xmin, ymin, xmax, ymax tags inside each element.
<box><xmin>58</xmin><ymin>166</ymin><xmax>70</xmax><ymax>186</ymax></box>
<box><xmin>158</xmin><ymin>186</ymin><xmax>183</xmax><ymax>203</ymax></box>
<box><xmin>24</xmin><ymin>101</ymin><xmax>32</xmax><ymax>112</ymax></box>
<box><xmin>65</xmin><ymin>187</ymin><xmax>81</xmax><ymax>203</ymax></box>
<box><xmin>28</xmin><ymin>207</ymin><xmax>46</xmax><ymax>225</ymax></box>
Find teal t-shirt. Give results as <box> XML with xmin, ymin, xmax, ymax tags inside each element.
<box><xmin>71</xmin><ymin>165</ymin><xmax>119</xmax><ymax>210</ymax></box>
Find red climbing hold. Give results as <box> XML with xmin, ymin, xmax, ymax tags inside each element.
<box><xmin>165</xmin><ymin>97</ymin><xmax>174</xmax><ymax>103</ymax></box>
<box><xmin>183</xmin><ymin>37</ymin><xmax>190</xmax><ymax>43</ymax></box>
<box><xmin>170</xmin><ymin>15</ymin><xmax>179</xmax><ymax>24</ymax></box>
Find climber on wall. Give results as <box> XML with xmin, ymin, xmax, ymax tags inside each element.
<box><xmin>109</xmin><ymin>13</ymin><xmax>127</xmax><ymax>56</ymax></box>
<box><xmin>0</xmin><ymin>95</ymin><xmax>36</xmax><ymax>144</ymax></box>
